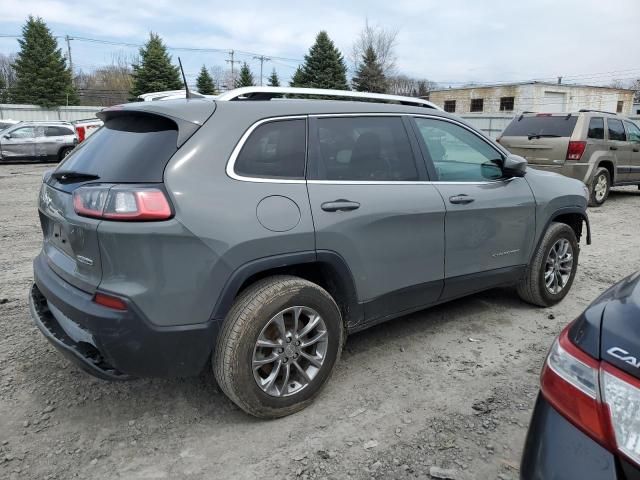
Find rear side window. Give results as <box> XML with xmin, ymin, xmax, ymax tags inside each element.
<box><xmin>588</xmin><ymin>118</ymin><xmax>604</xmax><ymax>139</ymax></box>
<box><xmin>309</xmin><ymin>116</ymin><xmax>418</xmax><ymax>181</ymax></box>
<box><xmin>58</xmin><ymin>113</ymin><xmax>178</xmax><ymax>182</ymax></box>
<box><xmin>625</xmin><ymin>121</ymin><xmax>640</xmax><ymax>142</ymax></box>
<box><xmin>234</xmin><ymin>119</ymin><xmax>306</xmax><ymax>179</ymax></box>
<box><xmin>607</xmin><ymin>119</ymin><xmax>626</xmax><ymax>141</ymax></box>
<box><xmin>46</xmin><ymin>126</ymin><xmax>74</xmax><ymax>137</ymax></box>
<box><xmin>502</xmin><ymin>115</ymin><xmax>578</xmax><ymax>137</ymax></box>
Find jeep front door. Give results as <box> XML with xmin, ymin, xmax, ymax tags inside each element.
<box><xmin>624</xmin><ymin>120</ymin><xmax>640</xmax><ymax>183</ymax></box>
<box><xmin>307</xmin><ymin>115</ymin><xmax>446</xmax><ymax>324</ymax></box>
<box><xmin>1</xmin><ymin>126</ymin><xmax>36</xmax><ymax>159</ymax></box>
<box><xmin>412</xmin><ymin>116</ymin><xmax>536</xmax><ymax>300</ymax></box>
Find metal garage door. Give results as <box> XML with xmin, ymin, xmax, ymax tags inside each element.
<box><xmin>543</xmin><ymin>91</ymin><xmax>567</xmax><ymax>113</ymax></box>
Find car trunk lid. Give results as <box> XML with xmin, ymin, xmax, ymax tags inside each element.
<box><xmin>499</xmin><ymin>114</ymin><xmax>578</xmax><ymax>166</ymax></box>
<box><xmin>39</xmin><ymin>99</ymin><xmax>215</xmax><ymax>293</ymax></box>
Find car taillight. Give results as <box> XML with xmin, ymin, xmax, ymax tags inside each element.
<box><xmin>73</xmin><ymin>186</ymin><xmax>173</xmax><ymax>221</ymax></box>
<box><xmin>566</xmin><ymin>141</ymin><xmax>586</xmax><ymax>161</ymax></box>
<box><xmin>93</xmin><ymin>292</ymin><xmax>127</xmax><ymax>310</ymax></box>
<box><xmin>76</xmin><ymin>125</ymin><xmax>86</xmax><ymax>143</ymax></box>
<box><xmin>541</xmin><ymin>325</ymin><xmax>640</xmax><ymax>467</ymax></box>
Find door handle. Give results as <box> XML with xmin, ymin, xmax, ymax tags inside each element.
<box><xmin>321</xmin><ymin>200</ymin><xmax>360</xmax><ymax>212</ymax></box>
<box><xmin>610</xmin><ymin>146</ymin><xmax>618</xmax><ymax>151</ymax></box>
<box><xmin>449</xmin><ymin>194</ymin><xmax>475</xmax><ymax>205</ymax></box>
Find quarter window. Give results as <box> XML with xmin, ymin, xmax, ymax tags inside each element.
<box><xmin>309</xmin><ymin>116</ymin><xmax>418</xmax><ymax>181</ymax></box>
<box><xmin>587</xmin><ymin>117</ymin><xmax>604</xmax><ymax>140</ymax></box>
<box><xmin>443</xmin><ymin>100</ymin><xmax>456</xmax><ymax>113</ymax></box>
<box><xmin>607</xmin><ymin>118</ymin><xmax>627</xmax><ymax>141</ymax></box>
<box><xmin>470</xmin><ymin>98</ymin><xmax>484</xmax><ymax>113</ymax></box>
<box><xmin>414</xmin><ymin>117</ymin><xmax>504</xmax><ymax>182</ymax></box>
<box><xmin>234</xmin><ymin>119</ymin><xmax>306</xmax><ymax>179</ymax></box>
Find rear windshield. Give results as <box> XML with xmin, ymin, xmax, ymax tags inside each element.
<box><xmin>57</xmin><ymin>113</ymin><xmax>178</xmax><ymax>182</ymax></box>
<box><xmin>502</xmin><ymin>115</ymin><xmax>578</xmax><ymax>137</ymax></box>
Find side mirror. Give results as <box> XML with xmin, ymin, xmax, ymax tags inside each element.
<box><xmin>503</xmin><ymin>154</ymin><xmax>527</xmax><ymax>177</ymax></box>
<box><xmin>2</xmin><ymin>134</ymin><xmax>10</xmax><ymax>140</ymax></box>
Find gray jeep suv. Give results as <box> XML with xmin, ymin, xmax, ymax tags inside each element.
<box><xmin>498</xmin><ymin>110</ymin><xmax>640</xmax><ymax>206</ymax></box>
<box><xmin>29</xmin><ymin>87</ymin><xmax>590</xmax><ymax>418</ymax></box>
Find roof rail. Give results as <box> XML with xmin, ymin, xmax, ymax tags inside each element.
<box><xmin>216</xmin><ymin>86</ymin><xmax>442</xmax><ymax>110</ymax></box>
<box><xmin>578</xmin><ymin>109</ymin><xmax>618</xmax><ymax>115</ymax></box>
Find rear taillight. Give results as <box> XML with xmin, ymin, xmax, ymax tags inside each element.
<box><xmin>73</xmin><ymin>186</ymin><xmax>172</xmax><ymax>221</ymax></box>
<box><xmin>541</xmin><ymin>325</ymin><xmax>640</xmax><ymax>467</ymax></box>
<box><xmin>566</xmin><ymin>141</ymin><xmax>586</xmax><ymax>161</ymax></box>
<box><xmin>76</xmin><ymin>125</ymin><xmax>86</xmax><ymax>143</ymax></box>
<box><xmin>93</xmin><ymin>292</ymin><xmax>127</xmax><ymax>310</ymax></box>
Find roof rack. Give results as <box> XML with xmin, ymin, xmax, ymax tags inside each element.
<box><xmin>578</xmin><ymin>109</ymin><xmax>618</xmax><ymax>115</ymax></box>
<box><xmin>216</xmin><ymin>86</ymin><xmax>442</xmax><ymax>110</ymax></box>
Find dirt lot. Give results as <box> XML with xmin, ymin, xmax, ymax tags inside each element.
<box><xmin>0</xmin><ymin>163</ymin><xmax>639</xmax><ymax>480</ymax></box>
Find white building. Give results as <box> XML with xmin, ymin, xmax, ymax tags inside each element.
<box><xmin>428</xmin><ymin>81</ymin><xmax>635</xmax><ymax>115</ymax></box>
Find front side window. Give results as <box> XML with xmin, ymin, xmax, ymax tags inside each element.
<box><xmin>309</xmin><ymin>116</ymin><xmax>418</xmax><ymax>181</ymax></box>
<box><xmin>608</xmin><ymin>118</ymin><xmax>627</xmax><ymax>142</ymax></box>
<box><xmin>470</xmin><ymin>98</ymin><xmax>484</xmax><ymax>113</ymax></box>
<box><xmin>588</xmin><ymin>117</ymin><xmax>604</xmax><ymax>140</ymax></box>
<box><xmin>625</xmin><ymin>121</ymin><xmax>640</xmax><ymax>143</ymax></box>
<box><xmin>414</xmin><ymin>117</ymin><xmax>504</xmax><ymax>182</ymax></box>
<box><xmin>8</xmin><ymin>127</ymin><xmax>35</xmax><ymax>139</ymax></box>
<box><xmin>234</xmin><ymin>119</ymin><xmax>306</xmax><ymax>179</ymax></box>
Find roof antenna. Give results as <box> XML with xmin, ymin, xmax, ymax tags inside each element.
<box><xmin>178</xmin><ymin>57</ymin><xmax>191</xmax><ymax>99</ymax></box>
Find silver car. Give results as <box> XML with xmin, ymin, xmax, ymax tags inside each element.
<box><xmin>0</xmin><ymin>121</ymin><xmax>77</xmax><ymax>162</ymax></box>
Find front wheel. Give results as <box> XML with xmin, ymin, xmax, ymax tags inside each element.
<box><xmin>214</xmin><ymin>276</ymin><xmax>343</xmax><ymax>418</ymax></box>
<box><xmin>517</xmin><ymin>222</ymin><xmax>579</xmax><ymax>307</ymax></box>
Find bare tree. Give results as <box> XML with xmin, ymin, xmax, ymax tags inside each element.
<box><xmin>0</xmin><ymin>53</ymin><xmax>17</xmax><ymax>89</ymax></box>
<box><xmin>387</xmin><ymin>74</ymin><xmax>437</xmax><ymax>97</ymax></box>
<box><xmin>75</xmin><ymin>53</ymin><xmax>134</xmax><ymax>106</ymax></box>
<box><xmin>351</xmin><ymin>19</ymin><xmax>398</xmax><ymax>76</ymax></box>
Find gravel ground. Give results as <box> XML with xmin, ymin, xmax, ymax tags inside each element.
<box><xmin>1</xmin><ymin>163</ymin><xmax>639</xmax><ymax>480</ymax></box>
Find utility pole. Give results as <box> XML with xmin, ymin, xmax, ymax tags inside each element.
<box><xmin>225</xmin><ymin>50</ymin><xmax>241</xmax><ymax>88</ymax></box>
<box><xmin>252</xmin><ymin>55</ymin><xmax>271</xmax><ymax>86</ymax></box>
<box><xmin>65</xmin><ymin>35</ymin><xmax>74</xmax><ymax>81</ymax></box>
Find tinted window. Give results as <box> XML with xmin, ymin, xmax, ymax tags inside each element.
<box><xmin>46</xmin><ymin>126</ymin><xmax>74</xmax><ymax>137</ymax></box>
<box><xmin>234</xmin><ymin>119</ymin><xmax>306</xmax><ymax>179</ymax></box>
<box><xmin>8</xmin><ymin>127</ymin><xmax>35</xmax><ymax>139</ymax></box>
<box><xmin>415</xmin><ymin>117</ymin><xmax>503</xmax><ymax>181</ymax></box>
<box><xmin>608</xmin><ymin>118</ymin><xmax>626</xmax><ymax>141</ymax></box>
<box><xmin>502</xmin><ymin>115</ymin><xmax>578</xmax><ymax>137</ymax></box>
<box><xmin>57</xmin><ymin>113</ymin><xmax>178</xmax><ymax>183</ymax></box>
<box><xmin>310</xmin><ymin>117</ymin><xmax>418</xmax><ymax>181</ymax></box>
<box><xmin>588</xmin><ymin>117</ymin><xmax>604</xmax><ymax>140</ymax></box>
<box><xmin>625</xmin><ymin>121</ymin><xmax>640</xmax><ymax>143</ymax></box>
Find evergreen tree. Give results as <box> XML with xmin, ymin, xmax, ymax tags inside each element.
<box><xmin>289</xmin><ymin>66</ymin><xmax>307</xmax><ymax>87</ymax></box>
<box><xmin>11</xmin><ymin>16</ymin><xmax>78</xmax><ymax>107</ymax></box>
<box><xmin>297</xmin><ymin>31</ymin><xmax>349</xmax><ymax>90</ymax></box>
<box><xmin>351</xmin><ymin>46</ymin><xmax>387</xmax><ymax>93</ymax></box>
<box><xmin>130</xmin><ymin>33</ymin><xmax>182</xmax><ymax>98</ymax></box>
<box><xmin>196</xmin><ymin>65</ymin><xmax>216</xmax><ymax>94</ymax></box>
<box><xmin>236</xmin><ymin>62</ymin><xmax>255</xmax><ymax>87</ymax></box>
<box><xmin>267</xmin><ymin>68</ymin><xmax>280</xmax><ymax>87</ymax></box>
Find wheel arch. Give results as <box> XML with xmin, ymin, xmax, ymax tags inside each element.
<box><xmin>210</xmin><ymin>251</ymin><xmax>362</xmax><ymax>328</ymax></box>
<box><xmin>530</xmin><ymin>208</ymin><xmax>591</xmax><ymax>263</ymax></box>
<box><xmin>596</xmin><ymin>160</ymin><xmax>615</xmax><ymax>184</ymax></box>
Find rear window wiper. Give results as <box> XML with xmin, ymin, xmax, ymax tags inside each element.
<box><xmin>51</xmin><ymin>171</ymin><xmax>100</xmax><ymax>184</ymax></box>
<box><xmin>527</xmin><ymin>133</ymin><xmax>562</xmax><ymax>140</ymax></box>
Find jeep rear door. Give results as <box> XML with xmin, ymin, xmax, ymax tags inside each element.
<box><xmin>306</xmin><ymin>115</ymin><xmax>446</xmax><ymax>323</ymax></box>
<box><xmin>412</xmin><ymin>116</ymin><xmax>536</xmax><ymax>300</ymax></box>
<box><xmin>607</xmin><ymin>118</ymin><xmax>632</xmax><ymax>182</ymax></box>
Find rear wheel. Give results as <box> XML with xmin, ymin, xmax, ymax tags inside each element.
<box><xmin>58</xmin><ymin>147</ymin><xmax>73</xmax><ymax>161</ymax></box>
<box><xmin>214</xmin><ymin>276</ymin><xmax>343</xmax><ymax>418</ymax></box>
<box><xmin>517</xmin><ymin>222</ymin><xmax>579</xmax><ymax>307</ymax></box>
<box><xmin>589</xmin><ymin>167</ymin><xmax>610</xmax><ymax>207</ymax></box>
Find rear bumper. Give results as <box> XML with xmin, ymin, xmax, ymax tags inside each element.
<box><xmin>521</xmin><ymin>395</ymin><xmax>639</xmax><ymax>480</ymax></box>
<box><xmin>30</xmin><ymin>252</ymin><xmax>218</xmax><ymax>379</ymax></box>
<box><xmin>529</xmin><ymin>162</ymin><xmax>591</xmax><ymax>184</ymax></box>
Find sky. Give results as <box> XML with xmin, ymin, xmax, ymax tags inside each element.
<box><xmin>0</xmin><ymin>0</ymin><xmax>638</xmax><ymax>87</ymax></box>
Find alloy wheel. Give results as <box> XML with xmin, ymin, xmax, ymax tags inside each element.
<box><xmin>252</xmin><ymin>306</ymin><xmax>328</xmax><ymax>397</ymax></box>
<box><xmin>594</xmin><ymin>174</ymin><xmax>608</xmax><ymax>202</ymax></box>
<box><xmin>544</xmin><ymin>238</ymin><xmax>574</xmax><ymax>294</ymax></box>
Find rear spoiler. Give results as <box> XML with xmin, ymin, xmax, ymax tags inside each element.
<box><xmin>98</xmin><ymin>100</ymin><xmax>216</xmax><ymax>148</ymax></box>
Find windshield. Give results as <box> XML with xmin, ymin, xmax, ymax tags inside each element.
<box><xmin>502</xmin><ymin>115</ymin><xmax>578</xmax><ymax>138</ymax></box>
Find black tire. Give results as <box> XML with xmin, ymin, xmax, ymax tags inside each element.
<box><xmin>517</xmin><ymin>222</ymin><xmax>579</xmax><ymax>307</ymax></box>
<box><xmin>589</xmin><ymin>167</ymin><xmax>610</xmax><ymax>207</ymax></box>
<box><xmin>213</xmin><ymin>275</ymin><xmax>343</xmax><ymax>418</ymax></box>
<box><xmin>58</xmin><ymin>147</ymin><xmax>73</xmax><ymax>161</ymax></box>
